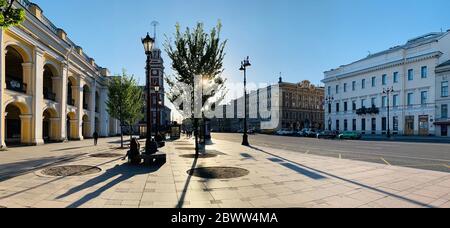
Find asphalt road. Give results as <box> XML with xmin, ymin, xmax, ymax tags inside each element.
<box><xmin>212</xmin><ymin>133</ymin><xmax>450</xmax><ymax>173</ymax></box>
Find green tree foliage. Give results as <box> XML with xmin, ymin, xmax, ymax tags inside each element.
<box><xmin>0</xmin><ymin>0</ymin><xmax>25</xmax><ymax>28</ymax></box>
<box><xmin>107</xmin><ymin>70</ymin><xmax>144</xmax><ymax>147</ymax></box>
<box><xmin>165</xmin><ymin>22</ymin><xmax>227</xmax><ymax>153</ymax></box>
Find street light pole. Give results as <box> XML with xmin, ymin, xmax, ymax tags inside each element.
<box><xmin>383</xmin><ymin>87</ymin><xmax>394</xmax><ymax>138</ymax></box>
<box><xmin>142</xmin><ymin>33</ymin><xmax>158</xmax><ymax>154</ymax></box>
<box><xmin>325</xmin><ymin>96</ymin><xmax>334</xmax><ymax>130</ymax></box>
<box><xmin>240</xmin><ymin>57</ymin><xmax>251</xmax><ymax>146</ymax></box>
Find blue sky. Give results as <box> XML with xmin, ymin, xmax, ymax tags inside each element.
<box><xmin>34</xmin><ymin>0</ymin><xmax>450</xmax><ymax>88</ymax></box>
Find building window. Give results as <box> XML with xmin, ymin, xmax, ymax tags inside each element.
<box><xmin>344</xmin><ymin>102</ymin><xmax>348</xmax><ymax>112</ymax></box>
<box><xmin>352</xmin><ymin>81</ymin><xmax>356</xmax><ymax>91</ymax></box>
<box><xmin>344</xmin><ymin>120</ymin><xmax>348</xmax><ymax>131</ymax></box>
<box><xmin>382</xmin><ymin>74</ymin><xmax>387</xmax><ymax>85</ymax></box>
<box><xmin>407</xmin><ymin>93</ymin><xmax>414</xmax><ymax>106</ymax></box>
<box><xmin>442</xmin><ymin>81</ymin><xmax>449</xmax><ymax>97</ymax></box>
<box><xmin>352</xmin><ymin>119</ymin><xmax>357</xmax><ymax>131</ymax></box>
<box><xmin>421</xmin><ymin>66</ymin><xmax>428</xmax><ymax>78</ymax></box>
<box><xmin>382</xmin><ymin>117</ymin><xmax>387</xmax><ymax>131</ymax></box>
<box><xmin>344</xmin><ymin>83</ymin><xmax>347</xmax><ymax>93</ymax></box>
<box><xmin>393</xmin><ymin>116</ymin><xmax>399</xmax><ymax>131</ymax></box>
<box><xmin>336</xmin><ymin>120</ymin><xmax>340</xmax><ymax>131</ymax></box>
<box><xmin>362</xmin><ymin>79</ymin><xmax>366</xmax><ymax>89</ymax></box>
<box><xmin>328</xmin><ymin>103</ymin><xmax>332</xmax><ymax>114</ymax></box>
<box><xmin>371</xmin><ymin>118</ymin><xmax>377</xmax><ymax>134</ymax></box>
<box><xmin>408</xmin><ymin>69</ymin><xmax>414</xmax><ymax>81</ymax></box>
<box><xmin>393</xmin><ymin>94</ymin><xmax>399</xmax><ymax>107</ymax></box>
<box><xmin>372</xmin><ymin>77</ymin><xmax>376</xmax><ymax>87</ymax></box>
<box><xmin>352</xmin><ymin>101</ymin><xmax>357</xmax><ymax>111</ymax></box>
<box><xmin>393</xmin><ymin>72</ymin><xmax>399</xmax><ymax>83</ymax></box>
<box><xmin>442</xmin><ymin>104</ymin><xmax>448</xmax><ymax>119</ymax></box>
<box><xmin>371</xmin><ymin>97</ymin><xmax>376</xmax><ymax>107</ymax></box>
<box><xmin>336</xmin><ymin>103</ymin><xmax>340</xmax><ymax>113</ymax></box>
<box><xmin>336</xmin><ymin>85</ymin><xmax>339</xmax><ymax>94</ymax></box>
<box><xmin>328</xmin><ymin>86</ymin><xmax>331</xmax><ymax>95</ymax></box>
<box><xmin>382</xmin><ymin>96</ymin><xmax>387</xmax><ymax>108</ymax></box>
<box><xmin>361</xmin><ymin>99</ymin><xmax>366</xmax><ymax>108</ymax></box>
<box><xmin>421</xmin><ymin>91</ymin><xmax>428</xmax><ymax>106</ymax></box>
<box><xmin>361</xmin><ymin>119</ymin><xmax>366</xmax><ymax>131</ymax></box>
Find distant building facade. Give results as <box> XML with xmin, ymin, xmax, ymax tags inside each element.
<box><xmin>210</xmin><ymin>79</ymin><xmax>325</xmax><ymax>133</ymax></box>
<box><xmin>322</xmin><ymin>31</ymin><xmax>450</xmax><ymax>136</ymax></box>
<box><xmin>435</xmin><ymin>60</ymin><xmax>450</xmax><ymax>136</ymax></box>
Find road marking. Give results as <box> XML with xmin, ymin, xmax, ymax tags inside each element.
<box><xmin>381</xmin><ymin>157</ymin><xmax>391</xmax><ymax>166</ymax></box>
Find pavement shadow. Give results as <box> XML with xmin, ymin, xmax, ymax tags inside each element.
<box><xmin>248</xmin><ymin>145</ymin><xmax>436</xmax><ymax>208</ymax></box>
<box><xmin>59</xmin><ymin>163</ymin><xmax>163</xmax><ymax>208</ymax></box>
<box><xmin>0</xmin><ymin>154</ymin><xmax>87</xmax><ymax>182</ymax></box>
<box><xmin>176</xmin><ymin>154</ymin><xmax>199</xmax><ymax>208</ymax></box>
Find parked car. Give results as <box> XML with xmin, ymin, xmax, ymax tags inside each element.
<box><xmin>276</xmin><ymin>129</ymin><xmax>294</xmax><ymax>136</ymax></box>
<box><xmin>316</xmin><ymin>130</ymin><xmax>338</xmax><ymax>139</ymax></box>
<box><xmin>338</xmin><ymin>131</ymin><xmax>362</xmax><ymax>140</ymax></box>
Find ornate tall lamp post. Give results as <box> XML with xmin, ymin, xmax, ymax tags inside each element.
<box><xmin>142</xmin><ymin>33</ymin><xmax>158</xmax><ymax>154</ymax></box>
<box><xmin>383</xmin><ymin>87</ymin><xmax>394</xmax><ymax>138</ymax></box>
<box><xmin>240</xmin><ymin>57</ymin><xmax>251</xmax><ymax>146</ymax></box>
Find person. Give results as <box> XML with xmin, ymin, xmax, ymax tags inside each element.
<box><xmin>93</xmin><ymin>131</ymin><xmax>99</xmax><ymax>146</ymax></box>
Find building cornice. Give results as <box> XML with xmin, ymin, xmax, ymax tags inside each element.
<box><xmin>322</xmin><ymin>51</ymin><xmax>442</xmax><ymax>83</ymax></box>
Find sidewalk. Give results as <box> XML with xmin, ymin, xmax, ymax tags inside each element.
<box><xmin>0</xmin><ymin>137</ymin><xmax>449</xmax><ymax>208</ymax></box>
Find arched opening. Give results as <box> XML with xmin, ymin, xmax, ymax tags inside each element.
<box><xmin>43</xmin><ymin>65</ymin><xmax>57</xmax><ymax>101</ymax></box>
<box><xmin>5</xmin><ymin>47</ymin><xmax>26</xmax><ymax>93</ymax></box>
<box><xmin>4</xmin><ymin>102</ymin><xmax>30</xmax><ymax>146</ymax></box>
<box><xmin>82</xmin><ymin>114</ymin><xmax>90</xmax><ymax>138</ymax></box>
<box><xmin>83</xmin><ymin>85</ymin><xmax>90</xmax><ymax>110</ymax></box>
<box><xmin>67</xmin><ymin>77</ymin><xmax>76</xmax><ymax>106</ymax></box>
<box><xmin>95</xmin><ymin>117</ymin><xmax>100</xmax><ymax>133</ymax></box>
<box><xmin>5</xmin><ymin>104</ymin><xmax>21</xmax><ymax>145</ymax></box>
<box><xmin>42</xmin><ymin>108</ymin><xmax>58</xmax><ymax>143</ymax></box>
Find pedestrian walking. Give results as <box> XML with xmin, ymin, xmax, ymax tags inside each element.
<box><xmin>93</xmin><ymin>131</ymin><xmax>99</xmax><ymax>146</ymax></box>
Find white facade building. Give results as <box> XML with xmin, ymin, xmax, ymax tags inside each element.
<box><xmin>322</xmin><ymin>31</ymin><xmax>450</xmax><ymax>136</ymax></box>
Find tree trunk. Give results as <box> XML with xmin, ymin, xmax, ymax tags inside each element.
<box><xmin>120</xmin><ymin>125</ymin><xmax>124</xmax><ymax>149</ymax></box>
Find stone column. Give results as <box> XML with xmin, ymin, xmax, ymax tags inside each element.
<box><xmin>22</xmin><ymin>63</ymin><xmax>33</xmax><ymax>95</ymax></box>
<box><xmin>58</xmin><ymin>63</ymin><xmax>68</xmax><ymax>141</ymax></box>
<box><xmin>20</xmin><ymin>114</ymin><xmax>33</xmax><ymax>145</ymax></box>
<box><xmin>90</xmin><ymin>80</ymin><xmax>96</xmax><ymax>136</ymax></box>
<box><xmin>31</xmin><ymin>48</ymin><xmax>44</xmax><ymax>145</ymax></box>
<box><xmin>99</xmin><ymin>87</ymin><xmax>109</xmax><ymax>137</ymax></box>
<box><xmin>75</xmin><ymin>82</ymin><xmax>84</xmax><ymax>140</ymax></box>
<box><xmin>0</xmin><ymin>30</ymin><xmax>5</xmax><ymax>149</ymax></box>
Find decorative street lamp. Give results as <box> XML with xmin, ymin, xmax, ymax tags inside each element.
<box><xmin>142</xmin><ymin>32</ymin><xmax>158</xmax><ymax>154</ymax></box>
<box><xmin>240</xmin><ymin>57</ymin><xmax>251</xmax><ymax>146</ymax></box>
<box><xmin>325</xmin><ymin>96</ymin><xmax>334</xmax><ymax>130</ymax></box>
<box><xmin>383</xmin><ymin>87</ymin><xmax>394</xmax><ymax>138</ymax></box>
<box><xmin>155</xmin><ymin>85</ymin><xmax>160</xmax><ymax>141</ymax></box>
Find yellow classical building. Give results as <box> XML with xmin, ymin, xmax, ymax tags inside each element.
<box><xmin>0</xmin><ymin>1</ymin><xmax>120</xmax><ymax>149</ymax></box>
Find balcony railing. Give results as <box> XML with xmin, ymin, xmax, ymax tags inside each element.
<box><xmin>43</xmin><ymin>88</ymin><xmax>56</xmax><ymax>101</ymax></box>
<box><xmin>6</xmin><ymin>77</ymin><xmax>27</xmax><ymax>93</ymax></box>
<box><xmin>356</xmin><ymin>106</ymin><xmax>380</xmax><ymax>116</ymax></box>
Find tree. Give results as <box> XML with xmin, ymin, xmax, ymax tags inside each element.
<box><xmin>165</xmin><ymin>22</ymin><xmax>227</xmax><ymax>155</ymax></box>
<box><xmin>106</xmin><ymin>70</ymin><xmax>144</xmax><ymax>148</ymax></box>
<box><xmin>0</xmin><ymin>0</ymin><xmax>25</xmax><ymax>28</ymax></box>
